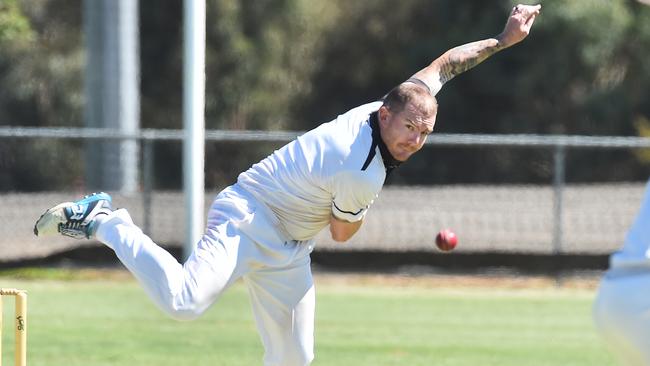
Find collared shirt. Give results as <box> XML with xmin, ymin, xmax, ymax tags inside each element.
<box><xmin>363</xmin><ymin>111</ymin><xmax>402</xmax><ymax>177</ymax></box>
<box><xmin>237</xmin><ymin>101</ymin><xmax>396</xmax><ymax>241</ymax></box>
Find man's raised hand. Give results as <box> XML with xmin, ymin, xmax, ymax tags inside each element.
<box><xmin>497</xmin><ymin>4</ymin><xmax>541</xmax><ymax>48</ymax></box>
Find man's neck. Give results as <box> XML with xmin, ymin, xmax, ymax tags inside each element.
<box><xmin>369</xmin><ymin>112</ymin><xmax>402</xmax><ymax>173</ymax></box>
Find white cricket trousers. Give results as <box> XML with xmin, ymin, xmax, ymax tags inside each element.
<box><xmin>95</xmin><ymin>184</ymin><xmax>316</xmax><ymax>366</ymax></box>
<box><xmin>593</xmin><ymin>270</ymin><xmax>650</xmax><ymax>366</ymax></box>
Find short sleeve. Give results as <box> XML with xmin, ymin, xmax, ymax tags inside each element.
<box><xmin>331</xmin><ymin>171</ymin><xmax>381</xmax><ymax>223</ymax></box>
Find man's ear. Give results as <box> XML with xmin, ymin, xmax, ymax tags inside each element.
<box><xmin>378</xmin><ymin>105</ymin><xmax>390</xmax><ymax>127</ymax></box>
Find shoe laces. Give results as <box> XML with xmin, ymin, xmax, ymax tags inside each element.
<box><xmin>59</xmin><ymin>220</ymin><xmax>87</xmax><ymax>233</ymax></box>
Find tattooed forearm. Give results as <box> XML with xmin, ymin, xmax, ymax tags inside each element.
<box><xmin>408</xmin><ymin>5</ymin><xmax>539</xmax><ymax>96</ymax></box>
<box><xmin>410</xmin><ymin>36</ymin><xmax>508</xmax><ymax>96</ymax></box>
<box><xmin>436</xmin><ymin>39</ymin><xmax>503</xmax><ymax>84</ymax></box>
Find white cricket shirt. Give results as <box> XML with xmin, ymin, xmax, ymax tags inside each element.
<box><xmin>237</xmin><ymin>101</ymin><xmax>399</xmax><ymax>241</ymax></box>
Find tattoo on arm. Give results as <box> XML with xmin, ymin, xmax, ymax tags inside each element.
<box><xmin>437</xmin><ymin>39</ymin><xmax>503</xmax><ymax>85</ymax></box>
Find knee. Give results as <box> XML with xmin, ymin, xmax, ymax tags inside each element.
<box><xmin>158</xmin><ymin>303</ymin><xmax>204</xmax><ymax>321</ymax></box>
<box><xmin>165</xmin><ymin>308</ymin><xmax>203</xmax><ymax>321</ymax></box>
<box><xmin>155</xmin><ymin>293</ymin><xmax>209</xmax><ymax>321</ymax></box>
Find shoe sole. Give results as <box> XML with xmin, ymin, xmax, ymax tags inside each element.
<box><xmin>33</xmin><ymin>202</ymin><xmax>73</xmax><ymax>236</ymax></box>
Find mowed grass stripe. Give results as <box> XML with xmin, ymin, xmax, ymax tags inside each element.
<box><xmin>0</xmin><ymin>272</ymin><xmax>615</xmax><ymax>366</ymax></box>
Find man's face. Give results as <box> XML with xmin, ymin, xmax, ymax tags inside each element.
<box><xmin>378</xmin><ymin>103</ymin><xmax>436</xmax><ymax>162</ymax></box>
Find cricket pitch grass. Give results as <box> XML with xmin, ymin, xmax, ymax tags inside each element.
<box><xmin>0</xmin><ymin>268</ymin><xmax>616</xmax><ymax>366</ymax></box>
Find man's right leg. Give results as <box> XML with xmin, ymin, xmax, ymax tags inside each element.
<box><xmin>35</xmin><ymin>192</ymin><xmax>246</xmax><ymax>320</ymax></box>
<box><xmin>96</xmin><ymin>208</ymin><xmax>243</xmax><ymax>320</ymax></box>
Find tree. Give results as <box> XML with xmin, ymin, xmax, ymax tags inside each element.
<box><xmin>0</xmin><ymin>0</ymin><xmax>83</xmax><ymax>191</ymax></box>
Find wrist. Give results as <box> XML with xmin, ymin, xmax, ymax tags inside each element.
<box><xmin>494</xmin><ymin>34</ymin><xmax>511</xmax><ymax>49</ymax></box>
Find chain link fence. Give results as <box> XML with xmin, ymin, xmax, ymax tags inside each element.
<box><xmin>1</xmin><ymin>127</ymin><xmax>649</xmax><ymax>263</ymax></box>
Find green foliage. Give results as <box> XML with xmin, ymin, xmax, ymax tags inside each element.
<box><xmin>203</xmin><ymin>0</ymin><xmax>336</xmax><ymax>130</ymax></box>
<box><xmin>2</xmin><ymin>0</ymin><xmax>650</xmax><ymax>189</ymax></box>
<box><xmin>0</xmin><ymin>1</ymin><xmax>83</xmax><ymax>191</ymax></box>
<box><xmin>0</xmin><ymin>0</ymin><xmax>83</xmax><ymax>127</ymax></box>
<box><xmin>509</xmin><ymin>0</ymin><xmax>633</xmax><ymax>134</ymax></box>
<box><xmin>0</xmin><ymin>0</ymin><xmax>34</xmax><ymax>45</ymax></box>
<box><xmin>544</xmin><ymin>0</ymin><xmax>631</xmax><ymax>67</ymax></box>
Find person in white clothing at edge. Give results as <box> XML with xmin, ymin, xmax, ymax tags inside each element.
<box><xmin>593</xmin><ymin>179</ymin><xmax>650</xmax><ymax>366</ymax></box>
<box><xmin>34</xmin><ymin>5</ymin><xmax>540</xmax><ymax>366</ymax></box>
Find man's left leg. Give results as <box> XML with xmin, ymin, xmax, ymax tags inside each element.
<box><xmin>244</xmin><ymin>254</ymin><xmax>315</xmax><ymax>366</ymax></box>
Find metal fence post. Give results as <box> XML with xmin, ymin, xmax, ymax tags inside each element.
<box><xmin>142</xmin><ymin>139</ymin><xmax>153</xmax><ymax>236</ymax></box>
<box><xmin>552</xmin><ymin>145</ymin><xmax>566</xmax><ymax>255</ymax></box>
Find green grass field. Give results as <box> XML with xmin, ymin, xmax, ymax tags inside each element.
<box><xmin>0</xmin><ymin>269</ymin><xmax>617</xmax><ymax>366</ymax></box>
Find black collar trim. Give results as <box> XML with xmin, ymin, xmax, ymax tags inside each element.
<box><xmin>361</xmin><ymin>111</ymin><xmax>402</xmax><ymax>175</ymax></box>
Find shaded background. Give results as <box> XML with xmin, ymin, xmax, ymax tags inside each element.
<box><xmin>1</xmin><ymin>0</ymin><xmax>649</xmax><ymax>192</ymax></box>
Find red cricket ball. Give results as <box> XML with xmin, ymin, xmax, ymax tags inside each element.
<box><xmin>435</xmin><ymin>229</ymin><xmax>458</xmax><ymax>251</ymax></box>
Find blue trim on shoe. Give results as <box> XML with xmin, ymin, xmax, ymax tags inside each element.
<box><xmin>64</xmin><ymin>192</ymin><xmax>112</xmax><ymax>220</ymax></box>
<box><xmin>60</xmin><ymin>192</ymin><xmax>113</xmax><ymax>239</ymax></box>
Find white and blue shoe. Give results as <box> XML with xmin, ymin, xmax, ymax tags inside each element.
<box><xmin>34</xmin><ymin>192</ymin><xmax>113</xmax><ymax>239</ymax></box>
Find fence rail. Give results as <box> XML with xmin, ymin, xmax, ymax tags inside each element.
<box><xmin>1</xmin><ymin>126</ymin><xmax>648</xmax><ymax>260</ymax></box>
<box><xmin>3</xmin><ymin>126</ymin><xmax>650</xmax><ymax>147</ymax></box>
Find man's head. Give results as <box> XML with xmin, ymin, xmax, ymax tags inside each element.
<box><xmin>379</xmin><ymin>82</ymin><xmax>438</xmax><ymax>162</ymax></box>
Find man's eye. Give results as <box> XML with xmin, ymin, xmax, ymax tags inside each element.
<box><xmin>406</xmin><ymin>125</ymin><xmax>414</xmax><ymax>131</ymax></box>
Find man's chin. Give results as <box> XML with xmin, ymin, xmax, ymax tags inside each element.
<box><xmin>389</xmin><ymin>147</ymin><xmax>415</xmax><ymax>162</ymax></box>
<box><xmin>398</xmin><ymin>149</ymin><xmax>419</xmax><ymax>161</ymax></box>
<box><xmin>395</xmin><ymin>154</ymin><xmax>411</xmax><ymax>162</ymax></box>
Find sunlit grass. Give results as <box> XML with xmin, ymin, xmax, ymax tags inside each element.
<box><xmin>0</xmin><ymin>269</ymin><xmax>615</xmax><ymax>366</ymax></box>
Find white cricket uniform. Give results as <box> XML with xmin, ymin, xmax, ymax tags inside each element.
<box><xmin>95</xmin><ymin>101</ymin><xmax>396</xmax><ymax>366</ymax></box>
<box><xmin>593</xmin><ymin>179</ymin><xmax>650</xmax><ymax>366</ymax></box>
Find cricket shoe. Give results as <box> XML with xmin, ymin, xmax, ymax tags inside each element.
<box><xmin>34</xmin><ymin>192</ymin><xmax>113</xmax><ymax>239</ymax></box>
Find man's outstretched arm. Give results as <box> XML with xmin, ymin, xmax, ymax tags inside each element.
<box><xmin>412</xmin><ymin>4</ymin><xmax>541</xmax><ymax>95</ymax></box>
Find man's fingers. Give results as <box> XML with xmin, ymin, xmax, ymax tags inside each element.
<box><xmin>510</xmin><ymin>4</ymin><xmax>541</xmax><ymax>30</ymax></box>
<box><xmin>514</xmin><ymin>4</ymin><xmax>542</xmax><ymax>16</ymax></box>
<box><xmin>524</xmin><ymin>13</ymin><xmax>537</xmax><ymax>28</ymax></box>
<box><xmin>523</xmin><ymin>4</ymin><xmax>541</xmax><ymax>15</ymax></box>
